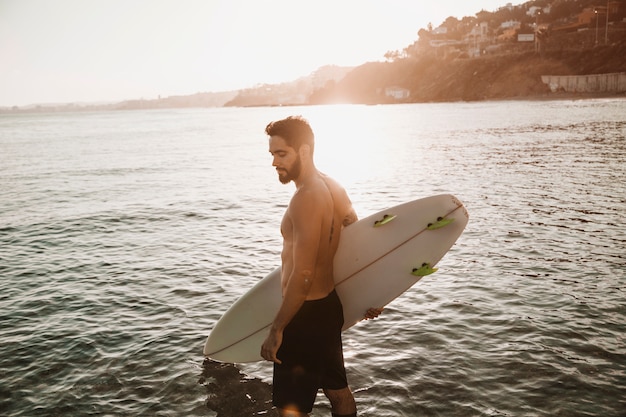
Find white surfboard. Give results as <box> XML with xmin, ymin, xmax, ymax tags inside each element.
<box><xmin>204</xmin><ymin>194</ymin><xmax>469</xmax><ymax>363</ymax></box>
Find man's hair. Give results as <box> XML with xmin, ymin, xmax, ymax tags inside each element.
<box><xmin>265</xmin><ymin>116</ymin><xmax>314</xmax><ymax>152</ymax></box>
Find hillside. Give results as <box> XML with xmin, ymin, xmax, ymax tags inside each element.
<box><xmin>233</xmin><ymin>0</ymin><xmax>626</xmax><ymax>105</ymax></box>
<box><xmin>308</xmin><ymin>41</ymin><xmax>626</xmax><ymax>104</ymax></box>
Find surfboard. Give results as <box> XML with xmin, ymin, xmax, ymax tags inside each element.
<box><xmin>204</xmin><ymin>194</ymin><xmax>469</xmax><ymax>363</ymax></box>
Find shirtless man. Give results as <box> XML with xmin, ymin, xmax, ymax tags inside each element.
<box><xmin>260</xmin><ymin>116</ymin><xmax>382</xmax><ymax>417</ymax></box>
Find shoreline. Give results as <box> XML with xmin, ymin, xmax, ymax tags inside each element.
<box><xmin>2</xmin><ymin>92</ymin><xmax>624</xmax><ymax>115</ymax></box>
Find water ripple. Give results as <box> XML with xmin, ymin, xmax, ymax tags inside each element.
<box><xmin>1</xmin><ymin>101</ymin><xmax>625</xmax><ymax>416</ymax></box>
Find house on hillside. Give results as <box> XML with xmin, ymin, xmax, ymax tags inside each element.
<box><xmin>501</xmin><ymin>20</ymin><xmax>520</xmax><ymax>30</ymax></box>
<box><xmin>552</xmin><ymin>2</ymin><xmax>622</xmax><ymax>33</ymax></box>
<box><xmin>527</xmin><ymin>5</ymin><xmax>552</xmax><ymax>17</ymax></box>
<box><xmin>464</xmin><ymin>22</ymin><xmax>489</xmax><ymax>57</ymax></box>
<box><xmin>432</xmin><ymin>26</ymin><xmax>448</xmax><ymax>35</ymax></box>
<box><xmin>385</xmin><ymin>87</ymin><xmax>410</xmax><ymax>100</ymax></box>
<box><xmin>498</xmin><ymin>20</ymin><xmax>521</xmax><ymax>42</ymax></box>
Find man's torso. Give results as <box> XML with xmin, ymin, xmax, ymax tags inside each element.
<box><xmin>280</xmin><ymin>173</ymin><xmax>352</xmax><ymax>300</ymax></box>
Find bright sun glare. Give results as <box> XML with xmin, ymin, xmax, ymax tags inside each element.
<box><xmin>308</xmin><ymin>105</ymin><xmax>388</xmax><ymax>187</ymax></box>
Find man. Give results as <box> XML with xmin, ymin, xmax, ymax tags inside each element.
<box><xmin>260</xmin><ymin>116</ymin><xmax>382</xmax><ymax>417</ymax></box>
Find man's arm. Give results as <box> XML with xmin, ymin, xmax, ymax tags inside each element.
<box><xmin>260</xmin><ymin>189</ymin><xmax>323</xmax><ymax>363</ymax></box>
<box><xmin>343</xmin><ymin>206</ymin><xmax>358</xmax><ymax>227</ymax></box>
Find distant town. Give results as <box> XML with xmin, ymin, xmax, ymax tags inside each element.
<box><xmin>4</xmin><ymin>0</ymin><xmax>625</xmax><ymax>113</ymax></box>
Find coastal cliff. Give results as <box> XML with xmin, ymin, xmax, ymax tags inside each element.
<box><xmin>306</xmin><ymin>42</ymin><xmax>626</xmax><ymax>104</ymax></box>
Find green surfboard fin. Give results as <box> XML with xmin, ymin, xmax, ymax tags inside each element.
<box><xmin>412</xmin><ymin>263</ymin><xmax>438</xmax><ymax>277</ymax></box>
<box><xmin>427</xmin><ymin>216</ymin><xmax>454</xmax><ymax>230</ymax></box>
<box><xmin>374</xmin><ymin>214</ymin><xmax>396</xmax><ymax>227</ymax></box>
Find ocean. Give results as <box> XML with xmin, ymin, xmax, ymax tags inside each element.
<box><xmin>1</xmin><ymin>99</ymin><xmax>624</xmax><ymax>416</ymax></box>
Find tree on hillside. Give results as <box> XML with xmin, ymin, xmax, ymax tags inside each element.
<box><xmin>476</xmin><ymin>9</ymin><xmax>493</xmax><ymax>22</ymax></box>
<box><xmin>550</xmin><ymin>1</ymin><xmax>577</xmax><ymax>21</ymax></box>
<box><xmin>493</xmin><ymin>4</ymin><xmax>517</xmax><ymax>24</ymax></box>
<box><xmin>531</xmin><ymin>0</ymin><xmax>550</xmax><ymax>8</ymax></box>
<box><xmin>442</xmin><ymin>16</ymin><xmax>463</xmax><ymax>40</ymax></box>
<box><xmin>384</xmin><ymin>50</ymin><xmax>402</xmax><ymax>62</ymax></box>
<box><xmin>459</xmin><ymin>15</ymin><xmax>478</xmax><ymax>33</ymax></box>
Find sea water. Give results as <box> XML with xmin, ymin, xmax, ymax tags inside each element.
<box><xmin>0</xmin><ymin>99</ymin><xmax>624</xmax><ymax>416</ymax></box>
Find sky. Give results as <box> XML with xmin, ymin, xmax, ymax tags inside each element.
<box><xmin>0</xmin><ymin>0</ymin><xmax>523</xmax><ymax>107</ymax></box>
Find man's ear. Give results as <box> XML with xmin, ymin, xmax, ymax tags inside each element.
<box><xmin>299</xmin><ymin>144</ymin><xmax>311</xmax><ymax>158</ymax></box>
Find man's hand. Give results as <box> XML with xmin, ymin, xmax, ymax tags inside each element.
<box><xmin>363</xmin><ymin>307</ymin><xmax>384</xmax><ymax>320</ymax></box>
<box><xmin>261</xmin><ymin>329</ymin><xmax>283</xmax><ymax>364</ymax></box>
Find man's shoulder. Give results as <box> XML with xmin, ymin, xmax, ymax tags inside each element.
<box><xmin>289</xmin><ymin>184</ymin><xmax>324</xmax><ymax>209</ymax></box>
<box><xmin>319</xmin><ymin>173</ymin><xmax>348</xmax><ymax>196</ymax></box>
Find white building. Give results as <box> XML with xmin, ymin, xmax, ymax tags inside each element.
<box><xmin>385</xmin><ymin>87</ymin><xmax>410</xmax><ymax>100</ymax></box>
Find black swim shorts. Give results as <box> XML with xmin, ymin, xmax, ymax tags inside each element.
<box><xmin>272</xmin><ymin>289</ymin><xmax>347</xmax><ymax>413</ymax></box>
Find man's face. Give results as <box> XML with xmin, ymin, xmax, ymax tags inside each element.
<box><xmin>269</xmin><ymin>136</ymin><xmax>301</xmax><ymax>184</ymax></box>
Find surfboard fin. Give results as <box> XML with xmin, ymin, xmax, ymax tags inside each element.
<box><xmin>427</xmin><ymin>216</ymin><xmax>454</xmax><ymax>230</ymax></box>
<box><xmin>374</xmin><ymin>214</ymin><xmax>396</xmax><ymax>227</ymax></box>
<box><xmin>412</xmin><ymin>263</ymin><xmax>438</xmax><ymax>277</ymax></box>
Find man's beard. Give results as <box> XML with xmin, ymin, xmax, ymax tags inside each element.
<box><xmin>278</xmin><ymin>156</ymin><xmax>302</xmax><ymax>184</ymax></box>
